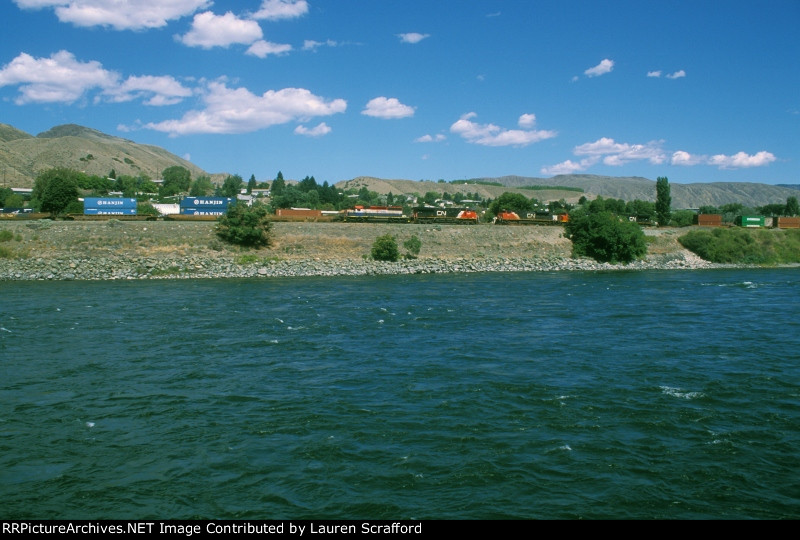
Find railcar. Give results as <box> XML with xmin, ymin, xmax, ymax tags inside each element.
<box><xmin>412</xmin><ymin>207</ymin><xmax>479</xmax><ymax>224</ymax></box>
<box><xmin>494</xmin><ymin>210</ymin><xmax>568</xmax><ymax>225</ymax></box>
<box><xmin>341</xmin><ymin>205</ymin><xmax>410</xmax><ymax>223</ymax></box>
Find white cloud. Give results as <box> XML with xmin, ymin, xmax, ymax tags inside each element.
<box><xmin>584</xmin><ymin>58</ymin><xmax>614</xmax><ymax>77</ymax></box>
<box><xmin>179</xmin><ymin>11</ymin><xmax>263</xmax><ymax>49</ymax></box>
<box><xmin>143</xmin><ymin>81</ymin><xmax>347</xmax><ymax>135</ymax></box>
<box><xmin>106</xmin><ymin>75</ymin><xmax>192</xmax><ymax>106</ymax></box>
<box><xmin>361</xmin><ymin>97</ymin><xmax>415</xmax><ymax>119</ymax></box>
<box><xmin>671</xmin><ymin>150</ymin><xmax>704</xmax><ymax>166</ymax></box>
<box><xmin>647</xmin><ymin>70</ymin><xmax>662</xmax><ymax>78</ymax></box>
<box><xmin>415</xmin><ymin>134</ymin><xmax>446</xmax><ymax>143</ymax></box>
<box><xmin>295</xmin><ymin>122</ymin><xmax>332</xmax><ymax>137</ymax></box>
<box><xmin>541</xmin><ymin>158</ymin><xmax>599</xmax><ymax>176</ymax></box>
<box><xmin>303</xmin><ymin>39</ymin><xmax>339</xmax><ymax>51</ymax></box>
<box><xmin>666</xmin><ymin>70</ymin><xmax>686</xmax><ymax>79</ymax></box>
<box><xmin>252</xmin><ymin>0</ymin><xmax>308</xmax><ymax>21</ymax></box>
<box><xmin>13</xmin><ymin>0</ymin><xmax>210</xmax><ymax>30</ymax></box>
<box><xmin>247</xmin><ymin>40</ymin><xmax>293</xmax><ymax>58</ymax></box>
<box><xmin>708</xmin><ymin>151</ymin><xmax>776</xmax><ymax>169</ymax></box>
<box><xmin>574</xmin><ymin>137</ymin><xmax>666</xmax><ymax>165</ymax></box>
<box><xmin>0</xmin><ymin>50</ymin><xmax>194</xmax><ymax>107</ymax></box>
<box><xmin>518</xmin><ymin>114</ymin><xmax>537</xmax><ymax>129</ymax></box>
<box><xmin>0</xmin><ymin>50</ymin><xmax>118</xmax><ymax>104</ymax></box>
<box><xmin>398</xmin><ymin>33</ymin><xmax>430</xmax><ymax>44</ymax></box>
<box><xmin>450</xmin><ymin>112</ymin><xmax>556</xmax><ymax>147</ymax></box>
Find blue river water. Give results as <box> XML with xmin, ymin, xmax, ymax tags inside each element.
<box><xmin>1</xmin><ymin>268</ymin><xmax>798</xmax><ymax>519</ymax></box>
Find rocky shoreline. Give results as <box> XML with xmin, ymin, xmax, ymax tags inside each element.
<box><xmin>0</xmin><ymin>219</ymin><xmax>735</xmax><ymax>282</ymax></box>
<box><xmin>0</xmin><ymin>251</ymin><xmax>724</xmax><ymax>281</ymax></box>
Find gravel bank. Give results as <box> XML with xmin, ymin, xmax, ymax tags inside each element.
<box><xmin>0</xmin><ymin>219</ymin><xmax>721</xmax><ymax>281</ymax></box>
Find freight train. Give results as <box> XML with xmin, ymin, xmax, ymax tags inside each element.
<box><xmin>494</xmin><ymin>210</ymin><xmax>569</xmax><ymax>225</ymax></box>
<box><xmin>341</xmin><ymin>206</ymin><xmax>480</xmax><ymax>224</ymax></box>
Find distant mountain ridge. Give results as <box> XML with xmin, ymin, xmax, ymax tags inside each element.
<box><xmin>1</xmin><ymin>123</ymin><xmax>796</xmax><ymax>208</ymax></box>
<box><xmin>0</xmin><ymin>123</ymin><xmax>209</xmax><ymax>187</ymax></box>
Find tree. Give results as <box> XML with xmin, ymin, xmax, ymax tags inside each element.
<box><xmin>488</xmin><ymin>192</ymin><xmax>533</xmax><ymax>216</ymax></box>
<box><xmin>160</xmin><ymin>166</ymin><xmax>191</xmax><ymax>197</ymax></box>
<box><xmin>221</xmin><ymin>174</ymin><xmax>244</xmax><ymax>197</ymax></box>
<box><xmin>247</xmin><ymin>174</ymin><xmax>257</xmax><ymax>194</ymax></box>
<box><xmin>786</xmin><ymin>196</ymin><xmax>799</xmax><ymax>217</ymax></box>
<box><xmin>271</xmin><ymin>171</ymin><xmax>286</xmax><ymax>197</ymax></box>
<box><xmin>655</xmin><ymin>176</ymin><xmax>671</xmax><ymax>226</ymax></box>
<box><xmin>32</xmin><ymin>168</ymin><xmax>80</xmax><ymax>215</ymax></box>
<box><xmin>189</xmin><ymin>176</ymin><xmax>214</xmax><ymax>196</ymax></box>
<box><xmin>371</xmin><ymin>234</ymin><xmax>399</xmax><ymax>261</ymax></box>
<box><xmin>215</xmin><ymin>203</ymin><xmax>273</xmax><ymax>248</ymax></box>
<box><xmin>565</xmin><ymin>211</ymin><xmax>647</xmax><ymax>264</ymax></box>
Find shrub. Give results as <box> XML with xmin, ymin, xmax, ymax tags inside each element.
<box><xmin>0</xmin><ymin>230</ymin><xmax>13</xmax><ymax>242</ymax></box>
<box><xmin>565</xmin><ymin>211</ymin><xmax>647</xmax><ymax>263</ymax></box>
<box><xmin>215</xmin><ymin>203</ymin><xmax>273</xmax><ymax>248</ymax></box>
<box><xmin>679</xmin><ymin>228</ymin><xmax>800</xmax><ymax>264</ymax></box>
<box><xmin>371</xmin><ymin>234</ymin><xmax>400</xmax><ymax>261</ymax></box>
<box><xmin>403</xmin><ymin>235</ymin><xmax>422</xmax><ymax>258</ymax></box>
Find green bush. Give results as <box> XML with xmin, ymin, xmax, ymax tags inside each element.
<box><xmin>403</xmin><ymin>235</ymin><xmax>422</xmax><ymax>258</ymax></box>
<box><xmin>0</xmin><ymin>230</ymin><xmax>13</xmax><ymax>242</ymax></box>
<box><xmin>565</xmin><ymin>211</ymin><xmax>647</xmax><ymax>263</ymax></box>
<box><xmin>679</xmin><ymin>228</ymin><xmax>800</xmax><ymax>264</ymax></box>
<box><xmin>371</xmin><ymin>234</ymin><xmax>400</xmax><ymax>261</ymax></box>
<box><xmin>215</xmin><ymin>203</ymin><xmax>273</xmax><ymax>248</ymax></box>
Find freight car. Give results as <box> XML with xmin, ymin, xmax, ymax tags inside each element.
<box><xmin>772</xmin><ymin>216</ymin><xmax>800</xmax><ymax>229</ymax></box>
<box><xmin>412</xmin><ymin>207</ymin><xmax>479</xmax><ymax>224</ymax></box>
<box><xmin>494</xmin><ymin>210</ymin><xmax>569</xmax><ymax>225</ymax></box>
<box><xmin>341</xmin><ymin>206</ymin><xmax>410</xmax><ymax>223</ymax></box>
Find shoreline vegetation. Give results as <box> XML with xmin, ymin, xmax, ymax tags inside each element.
<box><xmin>0</xmin><ymin>219</ymin><xmax>792</xmax><ymax>281</ymax></box>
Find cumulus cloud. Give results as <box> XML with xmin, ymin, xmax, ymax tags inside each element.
<box><xmin>398</xmin><ymin>33</ymin><xmax>430</xmax><ymax>44</ymax></box>
<box><xmin>13</xmin><ymin>0</ymin><xmax>210</xmax><ymax>30</ymax></box>
<box><xmin>252</xmin><ymin>0</ymin><xmax>308</xmax><ymax>21</ymax></box>
<box><xmin>0</xmin><ymin>50</ymin><xmax>194</xmax><ymax>107</ymax></box>
<box><xmin>247</xmin><ymin>40</ymin><xmax>293</xmax><ymax>58</ymax></box>
<box><xmin>670</xmin><ymin>150</ymin><xmax>704</xmax><ymax>166</ymax></box>
<box><xmin>647</xmin><ymin>70</ymin><xmax>662</xmax><ymax>78</ymax></box>
<box><xmin>708</xmin><ymin>151</ymin><xmax>776</xmax><ymax>169</ymax></box>
<box><xmin>671</xmin><ymin>150</ymin><xmax>776</xmax><ymax>168</ymax></box>
<box><xmin>573</xmin><ymin>137</ymin><xmax>667</xmax><ymax>165</ymax></box>
<box><xmin>542</xmin><ymin>139</ymin><xmax>777</xmax><ymax>174</ymax></box>
<box><xmin>295</xmin><ymin>122</ymin><xmax>332</xmax><ymax>137</ymax></box>
<box><xmin>415</xmin><ymin>134</ymin><xmax>446</xmax><ymax>143</ymax></box>
<box><xmin>361</xmin><ymin>97</ymin><xmax>415</xmax><ymax>119</ymax></box>
<box><xmin>106</xmin><ymin>75</ymin><xmax>192</xmax><ymax>106</ymax></box>
<box><xmin>179</xmin><ymin>11</ymin><xmax>263</xmax><ymax>48</ymax></box>
<box><xmin>518</xmin><ymin>113</ymin><xmax>537</xmax><ymax>129</ymax></box>
<box><xmin>0</xmin><ymin>50</ymin><xmax>117</xmax><ymax>104</ymax></box>
<box><xmin>143</xmin><ymin>81</ymin><xmax>347</xmax><ymax>135</ymax></box>
<box><xmin>540</xmin><ymin>158</ymin><xmax>599</xmax><ymax>176</ymax></box>
<box><xmin>584</xmin><ymin>58</ymin><xmax>614</xmax><ymax>77</ymax></box>
<box><xmin>450</xmin><ymin>112</ymin><xmax>556</xmax><ymax>147</ymax></box>
<box><xmin>666</xmin><ymin>70</ymin><xmax>686</xmax><ymax>79</ymax></box>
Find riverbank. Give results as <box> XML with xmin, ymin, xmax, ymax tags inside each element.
<box><xmin>0</xmin><ymin>219</ymin><xmax>721</xmax><ymax>281</ymax></box>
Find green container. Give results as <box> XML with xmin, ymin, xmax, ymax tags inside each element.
<box><xmin>735</xmin><ymin>215</ymin><xmax>765</xmax><ymax>227</ymax></box>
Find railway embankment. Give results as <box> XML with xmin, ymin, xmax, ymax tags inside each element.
<box><xmin>0</xmin><ymin>219</ymin><xmax>724</xmax><ymax>281</ymax></box>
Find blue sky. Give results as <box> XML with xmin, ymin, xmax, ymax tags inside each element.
<box><xmin>1</xmin><ymin>0</ymin><xmax>798</xmax><ymax>185</ymax></box>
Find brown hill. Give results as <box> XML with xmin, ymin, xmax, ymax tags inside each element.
<box><xmin>0</xmin><ymin>123</ymin><xmax>208</xmax><ymax>187</ymax></box>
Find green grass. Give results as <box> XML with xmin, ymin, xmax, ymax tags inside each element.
<box><xmin>679</xmin><ymin>228</ymin><xmax>800</xmax><ymax>264</ymax></box>
<box><xmin>0</xmin><ymin>230</ymin><xmax>13</xmax><ymax>242</ymax></box>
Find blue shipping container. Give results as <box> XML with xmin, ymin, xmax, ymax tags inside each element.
<box><xmin>83</xmin><ymin>197</ymin><xmax>137</xmax><ymax>209</ymax></box>
<box><xmin>180</xmin><ymin>197</ymin><xmax>233</xmax><ymax>209</ymax></box>
<box><xmin>84</xmin><ymin>208</ymin><xmax>137</xmax><ymax>215</ymax></box>
<box><xmin>181</xmin><ymin>209</ymin><xmax>226</xmax><ymax>216</ymax></box>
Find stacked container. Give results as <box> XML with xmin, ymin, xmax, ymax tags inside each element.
<box><xmin>83</xmin><ymin>198</ymin><xmax>137</xmax><ymax>215</ymax></box>
<box><xmin>179</xmin><ymin>197</ymin><xmax>234</xmax><ymax>216</ymax></box>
